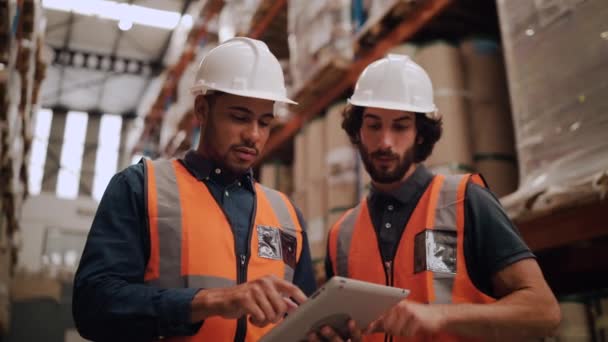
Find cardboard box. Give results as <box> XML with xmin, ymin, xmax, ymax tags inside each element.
<box><xmin>325</xmin><ymin>102</ymin><xmax>350</xmax><ymax>152</ymax></box>
<box><xmin>291</xmin><ymin>191</ymin><xmax>308</xmax><ymax>219</ymax></box>
<box><xmin>358</xmin><ymin>158</ymin><xmax>372</xmax><ymax>199</ymax></box>
<box><xmin>305</xmin><ymin>118</ymin><xmax>327</xmax><ymax>183</ymax></box>
<box><xmin>415</xmin><ymin>42</ymin><xmax>473</xmax><ymax>173</ymax></box>
<box><xmin>556</xmin><ymin>302</ymin><xmax>592</xmax><ymax>340</ymax></box>
<box><xmin>293</xmin><ymin>131</ymin><xmax>307</xmax><ymax>193</ymax></box>
<box><xmin>307</xmin><ymin>215</ymin><xmax>327</xmax><ymax>262</ymax></box>
<box><xmin>460</xmin><ymin>38</ymin><xmax>518</xmax><ymax>197</ymax></box>
<box><xmin>325</xmin><ymin>102</ymin><xmax>359</xmax><ymax>210</ymax></box>
<box><xmin>0</xmin><ymin>248</ymin><xmax>11</xmax><ymax>334</ymax></box>
<box><xmin>306</xmin><ymin>179</ymin><xmax>327</xmax><ymax>220</ymax></box>
<box><xmin>476</xmin><ymin>159</ymin><xmax>518</xmax><ymax>198</ymax></box>
<box><xmin>10</xmin><ymin>271</ymin><xmax>62</xmax><ymax>303</ymax></box>
<box><xmin>327</xmin><ymin>209</ymin><xmax>349</xmax><ymax>230</ymax></box>
<box><xmin>260</xmin><ymin>163</ymin><xmax>293</xmax><ymax>195</ymax></box>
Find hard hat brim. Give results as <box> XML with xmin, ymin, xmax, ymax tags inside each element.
<box><xmin>191</xmin><ymin>85</ymin><xmax>297</xmax><ymax>105</ymax></box>
<box><xmin>348</xmin><ymin>98</ymin><xmax>436</xmax><ymax>116</ymax></box>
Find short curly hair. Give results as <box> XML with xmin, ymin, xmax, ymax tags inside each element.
<box><xmin>341</xmin><ymin>104</ymin><xmax>443</xmax><ymax>163</ymax></box>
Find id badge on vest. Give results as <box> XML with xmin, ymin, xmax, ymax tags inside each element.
<box><xmin>256</xmin><ymin>225</ymin><xmax>297</xmax><ymax>268</ymax></box>
<box><xmin>414</xmin><ymin>229</ymin><xmax>457</xmax><ymax>275</ymax></box>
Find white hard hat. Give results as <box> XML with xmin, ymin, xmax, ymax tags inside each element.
<box><xmin>349</xmin><ymin>54</ymin><xmax>437</xmax><ymax>117</ymax></box>
<box><xmin>190</xmin><ymin>37</ymin><xmax>296</xmax><ymax>104</ymax></box>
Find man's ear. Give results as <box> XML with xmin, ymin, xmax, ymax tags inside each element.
<box><xmin>417</xmin><ymin>136</ymin><xmax>424</xmax><ymax>145</ymax></box>
<box><xmin>194</xmin><ymin>95</ymin><xmax>209</xmax><ymax>126</ymax></box>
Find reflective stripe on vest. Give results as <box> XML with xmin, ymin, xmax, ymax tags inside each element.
<box><xmin>143</xmin><ymin>159</ymin><xmax>303</xmax><ymax>342</ymax></box>
<box><xmin>329</xmin><ymin>173</ymin><xmax>495</xmax><ymax>342</ymax></box>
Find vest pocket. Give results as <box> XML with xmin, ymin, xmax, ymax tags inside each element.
<box><xmin>414</xmin><ymin>229</ymin><xmax>457</xmax><ymax>274</ymax></box>
<box><xmin>256</xmin><ymin>225</ymin><xmax>283</xmax><ymax>261</ymax></box>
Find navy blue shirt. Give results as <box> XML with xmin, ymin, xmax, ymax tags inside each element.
<box><xmin>326</xmin><ymin>165</ymin><xmax>534</xmax><ymax>297</ymax></box>
<box><xmin>73</xmin><ymin>151</ymin><xmax>316</xmax><ymax>342</ymax></box>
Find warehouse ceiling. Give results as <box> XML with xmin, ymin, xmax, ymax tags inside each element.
<box><xmin>39</xmin><ymin>0</ymin><xmax>196</xmax><ymax>116</ymax></box>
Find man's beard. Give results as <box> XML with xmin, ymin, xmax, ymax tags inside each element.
<box><xmin>202</xmin><ymin>126</ymin><xmax>257</xmax><ymax>177</ymax></box>
<box><xmin>359</xmin><ymin>144</ymin><xmax>415</xmax><ymax>184</ymax></box>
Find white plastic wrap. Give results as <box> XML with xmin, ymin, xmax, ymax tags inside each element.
<box><xmin>288</xmin><ymin>0</ymin><xmax>353</xmax><ymax>90</ymax></box>
<box><xmin>159</xmin><ymin>101</ymin><xmax>191</xmax><ymax>152</ymax></box>
<box><xmin>218</xmin><ymin>0</ymin><xmax>261</xmax><ymax>42</ymax></box>
<box><xmin>497</xmin><ymin>0</ymin><xmax>608</xmax><ymax>218</ymax></box>
<box><xmin>123</xmin><ymin>116</ymin><xmax>145</xmax><ymax>160</ymax></box>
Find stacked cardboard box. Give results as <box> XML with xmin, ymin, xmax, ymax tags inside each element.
<box><xmin>325</xmin><ymin>103</ymin><xmax>359</xmax><ymax>214</ymax></box>
<box><xmin>497</xmin><ymin>0</ymin><xmax>608</xmax><ymax>217</ymax></box>
<box><xmin>304</xmin><ymin>118</ymin><xmax>328</xmax><ymax>261</ymax></box>
<box><xmin>554</xmin><ymin>302</ymin><xmax>592</xmax><ymax>341</ymax></box>
<box><xmin>593</xmin><ymin>296</ymin><xmax>608</xmax><ymax>342</ymax></box>
<box><xmin>10</xmin><ymin>271</ymin><xmax>62</xmax><ymax>303</ymax></box>
<box><xmin>260</xmin><ymin>162</ymin><xmax>293</xmax><ymax>196</ymax></box>
<box><xmin>0</xmin><ymin>247</ymin><xmax>11</xmax><ymax>334</ymax></box>
<box><xmin>415</xmin><ymin>42</ymin><xmax>474</xmax><ymax>175</ymax></box>
<box><xmin>460</xmin><ymin>38</ymin><xmax>518</xmax><ymax>197</ymax></box>
<box><xmin>292</xmin><ymin>131</ymin><xmax>308</xmax><ymax>217</ymax></box>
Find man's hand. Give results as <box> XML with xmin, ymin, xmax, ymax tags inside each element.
<box><xmin>307</xmin><ymin>319</ymin><xmax>363</xmax><ymax>342</ymax></box>
<box><xmin>191</xmin><ymin>275</ymin><xmax>306</xmax><ymax>327</ymax></box>
<box><xmin>366</xmin><ymin>300</ymin><xmax>446</xmax><ymax>337</ymax></box>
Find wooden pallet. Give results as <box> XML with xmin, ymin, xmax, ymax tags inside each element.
<box><xmin>291</xmin><ymin>57</ymin><xmax>350</xmax><ymax>111</ymax></box>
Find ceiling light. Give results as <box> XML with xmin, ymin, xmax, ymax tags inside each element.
<box><xmin>42</xmin><ymin>0</ymin><xmax>187</xmax><ymax>30</ymax></box>
<box><xmin>100</xmin><ymin>57</ymin><xmax>112</xmax><ymax>71</ymax></box>
<box><xmin>86</xmin><ymin>55</ymin><xmax>99</xmax><ymax>68</ymax></box>
<box><xmin>114</xmin><ymin>59</ymin><xmax>125</xmax><ymax>73</ymax></box>
<box><xmin>73</xmin><ymin>53</ymin><xmax>85</xmax><ymax>67</ymax></box>
<box><xmin>118</xmin><ymin>19</ymin><xmax>133</xmax><ymax>31</ymax></box>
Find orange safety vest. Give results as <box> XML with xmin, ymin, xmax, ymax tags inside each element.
<box><xmin>143</xmin><ymin>159</ymin><xmax>304</xmax><ymax>342</ymax></box>
<box><xmin>328</xmin><ymin>174</ymin><xmax>496</xmax><ymax>342</ymax></box>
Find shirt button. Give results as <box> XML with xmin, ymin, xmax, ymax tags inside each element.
<box><xmin>238</xmin><ymin>181</ymin><xmax>242</xmax><ymax>187</ymax></box>
<box><xmin>385</xmin><ymin>223</ymin><xmax>392</xmax><ymax>229</ymax></box>
<box><xmin>387</xmin><ymin>205</ymin><xmax>394</xmax><ymax>211</ymax></box>
<box><xmin>225</xmin><ymin>191</ymin><xmax>229</xmax><ymax>197</ymax></box>
<box><xmin>215</xmin><ymin>168</ymin><xmax>221</xmax><ymax>175</ymax></box>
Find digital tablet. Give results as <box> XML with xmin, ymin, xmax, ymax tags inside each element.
<box><xmin>260</xmin><ymin>276</ymin><xmax>409</xmax><ymax>342</ymax></box>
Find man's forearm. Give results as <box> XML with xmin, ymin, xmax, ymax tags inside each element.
<box><xmin>73</xmin><ymin>278</ymin><xmax>201</xmax><ymax>341</ymax></box>
<box><xmin>441</xmin><ymin>288</ymin><xmax>561</xmax><ymax>340</ymax></box>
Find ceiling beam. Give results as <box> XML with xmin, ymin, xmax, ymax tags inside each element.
<box><xmin>50</xmin><ymin>46</ymin><xmax>160</xmax><ymax>75</ymax></box>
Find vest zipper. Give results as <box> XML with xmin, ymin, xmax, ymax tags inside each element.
<box><xmin>235</xmin><ymin>254</ymin><xmax>247</xmax><ymax>342</ymax></box>
<box><xmin>234</xmin><ymin>193</ymin><xmax>257</xmax><ymax>342</ymax></box>
<box><xmin>384</xmin><ymin>261</ymin><xmax>395</xmax><ymax>342</ymax></box>
<box><xmin>384</xmin><ymin>261</ymin><xmax>394</xmax><ymax>286</ymax></box>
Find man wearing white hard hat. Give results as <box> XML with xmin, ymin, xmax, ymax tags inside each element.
<box><xmin>312</xmin><ymin>55</ymin><xmax>560</xmax><ymax>341</ymax></box>
<box><xmin>73</xmin><ymin>38</ymin><xmax>316</xmax><ymax>342</ymax></box>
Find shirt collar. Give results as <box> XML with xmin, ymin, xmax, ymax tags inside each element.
<box><xmin>182</xmin><ymin>150</ymin><xmax>255</xmax><ymax>191</ymax></box>
<box><xmin>369</xmin><ymin>164</ymin><xmax>434</xmax><ymax>205</ymax></box>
